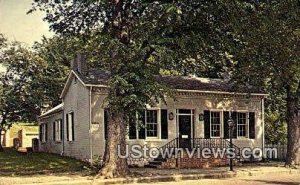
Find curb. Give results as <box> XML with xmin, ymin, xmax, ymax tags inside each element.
<box><xmin>20</xmin><ymin>169</ymin><xmax>299</xmax><ymax>185</ymax></box>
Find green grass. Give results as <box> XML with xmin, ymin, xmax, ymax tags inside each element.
<box><xmin>0</xmin><ymin>148</ymin><xmax>93</xmax><ymax>176</ymax></box>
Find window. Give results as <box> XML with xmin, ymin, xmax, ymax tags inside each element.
<box><xmin>237</xmin><ymin>112</ymin><xmax>247</xmax><ymax>137</ymax></box>
<box><xmin>128</xmin><ymin>109</ymin><xmax>160</xmax><ymax>139</ymax></box>
<box><xmin>210</xmin><ymin>111</ymin><xmax>221</xmax><ymax>138</ymax></box>
<box><xmin>146</xmin><ymin>110</ymin><xmax>158</xmax><ymax>138</ymax></box>
<box><xmin>53</xmin><ymin>119</ymin><xmax>62</xmax><ymax>142</ymax></box>
<box><xmin>66</xmin><ymin>112</ymin><xmax>75</xmax><ymax>141</ymax></box>
<box><xmin>40</xmin><ymin>124</ymin><xmax>47</xmax><ymax>143</ymax></box>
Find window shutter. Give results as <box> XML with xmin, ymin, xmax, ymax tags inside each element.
<box><xmin>39</xmin><ymin>125</ymin><xmax>42</xmax><ymax>141</ymax></box>
<box><xmin>223</xmin><ymin>111</ymin><xmax>229</xmax><ymax>139</ymax></box>
<box><xmin>66</xmin><ymin>114</ymin><xmax>69</xmax><ymax>141</ymax></box>
<box><xmin>161</xmin><ymin>109</ymin><xmax>168</xmax><ymax>139</ymax></box>
<box><xmin>204</xmin><ymin>110</ymin><xmax>210</xmax><ymax>138</ymax></box>
<box><xmin>129</xmin><ymin>116</ymin><xmax>137</xmax><ymax>139</ymax></box>
<box><xmin>45</xmin><ymin>124</ymin><xmax>48</xmax><ymax>141</ymax></box>
<box><xmin>71</xmin><ymin>112</ymin><xmax>75</xmax><ymax>141</ymax></box>
<box><xmin>138</xmin><ymin>110</ymin><xmax>146</xmax><ymax>139</ymax></box>
<box><xmin>53</xmin><ymin>122</ymin><xmax>56</xmax><ymax>141</ymax></box>
<box><xmin>104</xmin><ymin>109</ymin><xmax>109</xmax><ymax>140</ymax></box>
<box><xmin>232</xmin><ymin>112</ymin><xmax>237</xmax><ymax>139</ymax></box>
<box><xmin>249</xmin><ymin>112</ymin><xmax>256</xmax><ymax>139</ymax></box>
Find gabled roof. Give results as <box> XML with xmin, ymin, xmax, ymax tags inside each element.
<box><xmin>39</xmin><ymin>103</ymin><xmax>64</xmax><ymax>118</ymax></box>
<box><xmin>60</xmin><ymin>69</ymin><xmax>267</xmax><ymax>98</ymax></box>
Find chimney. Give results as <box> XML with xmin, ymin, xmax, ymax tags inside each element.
<box><xmin>71</xmin><ymin>53</ymin><xmax>87</xmax><ymax>74</ymax></box>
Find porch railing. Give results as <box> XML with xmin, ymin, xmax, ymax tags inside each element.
<box><xmin>159</xmin><ymin>138</ymin><xmax>241</xmax><ymax>158</ymax></box>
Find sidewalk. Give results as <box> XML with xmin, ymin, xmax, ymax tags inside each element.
<box><xmin>3</xmin><ymin>162</ymin><xmax>299</xmax><ymax>185</ymax></box>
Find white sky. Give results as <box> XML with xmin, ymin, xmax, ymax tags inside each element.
<box><xmin>0</xmin><ymin>0</ymin><xmax>53</xmax><ymax>46</ymax></box>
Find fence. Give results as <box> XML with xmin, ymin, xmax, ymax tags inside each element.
<box><xmin>265</xmin><ymin>144</ymin><xmax>287</xmax><ymax>161</ymax></box>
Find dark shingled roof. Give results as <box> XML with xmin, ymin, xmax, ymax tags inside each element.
<box><xmin>76</xmin><ymin>69</ymin><xmax>111</xmax><ymax>85</ymax></box>
<box><xmin>75</xmin><ymin>69</ymin><xmax>266</xmax><ymax>94</ymax></box>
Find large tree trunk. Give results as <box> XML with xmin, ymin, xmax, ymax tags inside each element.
<box><xmin>98</xmin><ymin>0</ymin><xmax>131</xmax><ymax>178</ymax></box>
<box><xmin>285</xmin><ymin>87</ymin><xmax>300</xmax><ymax>167</ymax></box>
<box><xmin>98</xmin><ymin>112</ymin><xmax>129</xmax><ymax>178</ymax></box>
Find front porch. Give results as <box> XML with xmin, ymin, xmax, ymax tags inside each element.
<box><xmin>123</xmin><ymin>107</ymin><xmax>261</xmax><ymax>168</ymax></box>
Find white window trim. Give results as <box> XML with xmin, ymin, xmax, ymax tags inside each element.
<box><xmin>210</xmin><ymin>110</ymin><xmax>223</xmax><ymax>138</ymax></box>
<box><xmin>127</xmin><ymin>109</ymin><xmax>162</xmax><ymax>141</ymax></box>
<box><xmin>236</xmin><ymin>112</ymin><xmax>249</xmax><ymax>139</ymax></box>
<box><xmin>41</xmin><ymin>124</ymin><xmax>46</xmax><ymax>143</ymax></box>
<box><xmin>54</xmin><ymin>119</ymin><xmax>62</xmax><ymax>142</ymax></box>
<box><xmin>145</xmin><ymin>110</ymin><xmax>159</xmax><ymax>139</ymax></box>
<box><xmin>67</xmin><ymin>112</ymin><xmax>74</xmax><ymax>142</ymax></box>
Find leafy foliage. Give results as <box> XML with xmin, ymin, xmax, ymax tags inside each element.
<box><xmin>228</xmin><ymin>0</ymin><xmax>300</xmax><ymax>165</ymax></box>
<box><xmin>30</xmin><ymin>0</ymin><xmax>243</xmax><ymax>116</ymax></box>
<box><xmin>0</xmin><ymin>41</ymin><xmax>43</xmax><ymax>128</ymax></box>
<box><xmin>265</xmin><ymin>112</ymin><xmax>287</xmax><ymax>145</ymax></box>
<box><xmin>32</xmin><ymin>36</ymin><xmax>82</xmax><ymax>107</ymax></box>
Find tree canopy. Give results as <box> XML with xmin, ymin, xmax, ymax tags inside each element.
<box><xmin>229</xmin><ymin>0</ymin><xmax>300</xmax><ymax>166</ymax></box>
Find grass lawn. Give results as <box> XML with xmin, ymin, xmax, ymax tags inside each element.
<box><xmin>0</xmin><ymin>147</ymin><xmax>93</xmax><ymax>176</ymax></box>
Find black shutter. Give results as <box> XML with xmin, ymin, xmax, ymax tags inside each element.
<box><xmin>45</xmin><ymin>124</ymin><xmax>48</xmax><ymax>141</ymax></box>
<box><xmin>129</xmin><ymin>116</ymin><xmax>137</xmax><ymax>139</ymax></box>
<box><xmin>66</xmin><ymin>114</ymin><xmax>69</xmax><ymax>141</ymax></box>
<box><xmin>53</xmin><ymin>122</ymin><xmax>56</xmax><ymax>141</ymax></box>
<box><xmin>223</xmin><ymin>111</ymin><xmax>229</xmax><ymax>139</ymax></box>
<box><xmin>204</xmin><ymin>110</ymin><xmax>210</xmax><ymax>138</ymax></box>
<box><xmin>60</xmin><ymin>119</ymin><xmax>63</xmax><ymax>141</ymax></box>
<box><xmin>161</xmin><ymin>109</ymin><xmax>168</xmax><ymax>139</ymax></box>
<box><xmin>39</xmin><ymin>125</ymin><xmax>42</xmax><ymax>141</ymax></box>
<box><xmin>104</xmin><ymin>109</ymin><xmax>109</xmax><ymax>140</ymax></box>
<box><xmin>232</xmin><ymin>112</ymin><xmax>237</xmax><ymax>139</ymax></box>
<box><xmin>249</xmin><ymin>112</ymin><xmax>256</xmax><ymax>139</ymax></box>
<box><xmin>138</xmin><ymin>110</ymin><xmax>146</xmax><ymax>139</ymax></box>
<box><xmin>71</xmin><ymin>112</ymin><xmax>75</xmax><ymax>141</ymax></box>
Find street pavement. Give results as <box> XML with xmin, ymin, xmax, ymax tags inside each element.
<box><xmin>131</xmin><ymin>173</ymin><xmax>300</xmax><ymax>185</ymax></box>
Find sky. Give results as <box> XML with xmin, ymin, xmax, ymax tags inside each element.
<box><xmin>0</xmin><ymin>0</ymin><xmax>53</xmax><ymax>46</ymax></box>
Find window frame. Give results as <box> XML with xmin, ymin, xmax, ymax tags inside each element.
<box><xmin>236</xmin><ymin>112</ymin><xmax>249</xmax><ymax>138</ymax></box>
<box><xmin>127</xmin><ymin>109</ymin><xmax>161</xmax><ymax>140</ymax></box>
<box><xmin>210</xmin><ymin>111</ymin><xmax>222</xmax><ymax>138</ymax></box>
<box><xmin>54</xmin><ymin>119</ymin><xmax>62</xmax><ymax>142</ymax></box>
<box><xmin>41</xmin><ymin>124</ymin><xmax>46</xmax><ymax>143</ymax></box>
<box><xmin>67</xmin><ymin>112</ymin><xmax>74</xmax><ymax>142</ymax></box>
<box><xmin>145</xmin><ymin>110</ymin><xmax>159</xmax><ymax>139</ymax></box>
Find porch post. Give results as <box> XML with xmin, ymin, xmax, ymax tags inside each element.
<box><xmin>228</xmin><ymin>117</ymin><xmax>234</xmax><ymax>171</ymax></box>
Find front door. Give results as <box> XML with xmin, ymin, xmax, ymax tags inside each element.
<box><xmin>178</xmin><ymin>109</ymin><xmax>193</xmax><ymax>148</ymax></box>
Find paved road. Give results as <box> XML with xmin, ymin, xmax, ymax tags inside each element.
<box><xmin>132</xmin><ymin>173</ymin><xmax>300</xmax><ymax>185</ymax></box>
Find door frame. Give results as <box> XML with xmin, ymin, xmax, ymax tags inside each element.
<box><xmin>176</xmin><ymin>109</ymin><xmax>195</xmax><ymax>140</ymax></box>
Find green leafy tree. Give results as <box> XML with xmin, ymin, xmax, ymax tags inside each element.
<box><xmin>31</xmin><ymin>0</ymin><xmax>247</xmax><ymax>177</ymax></box>
<box><xmin>230</xmin><ymin>1</ymin><xmax>300</xmax><ymax>166</ymax></box>
<box><xmin>32</xmin><ymin>36</ymin><xmax>83</xmax><ymax>108</ymax></box>
<box><xmin>265</xmin><ymin>112</ymin><xmax>287</xmax><ymax>145</ymax></box>
<box><xmin>0</xmin><ymin>39</ymin><xmax>44</xmax><ymax>151</ymax></box>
